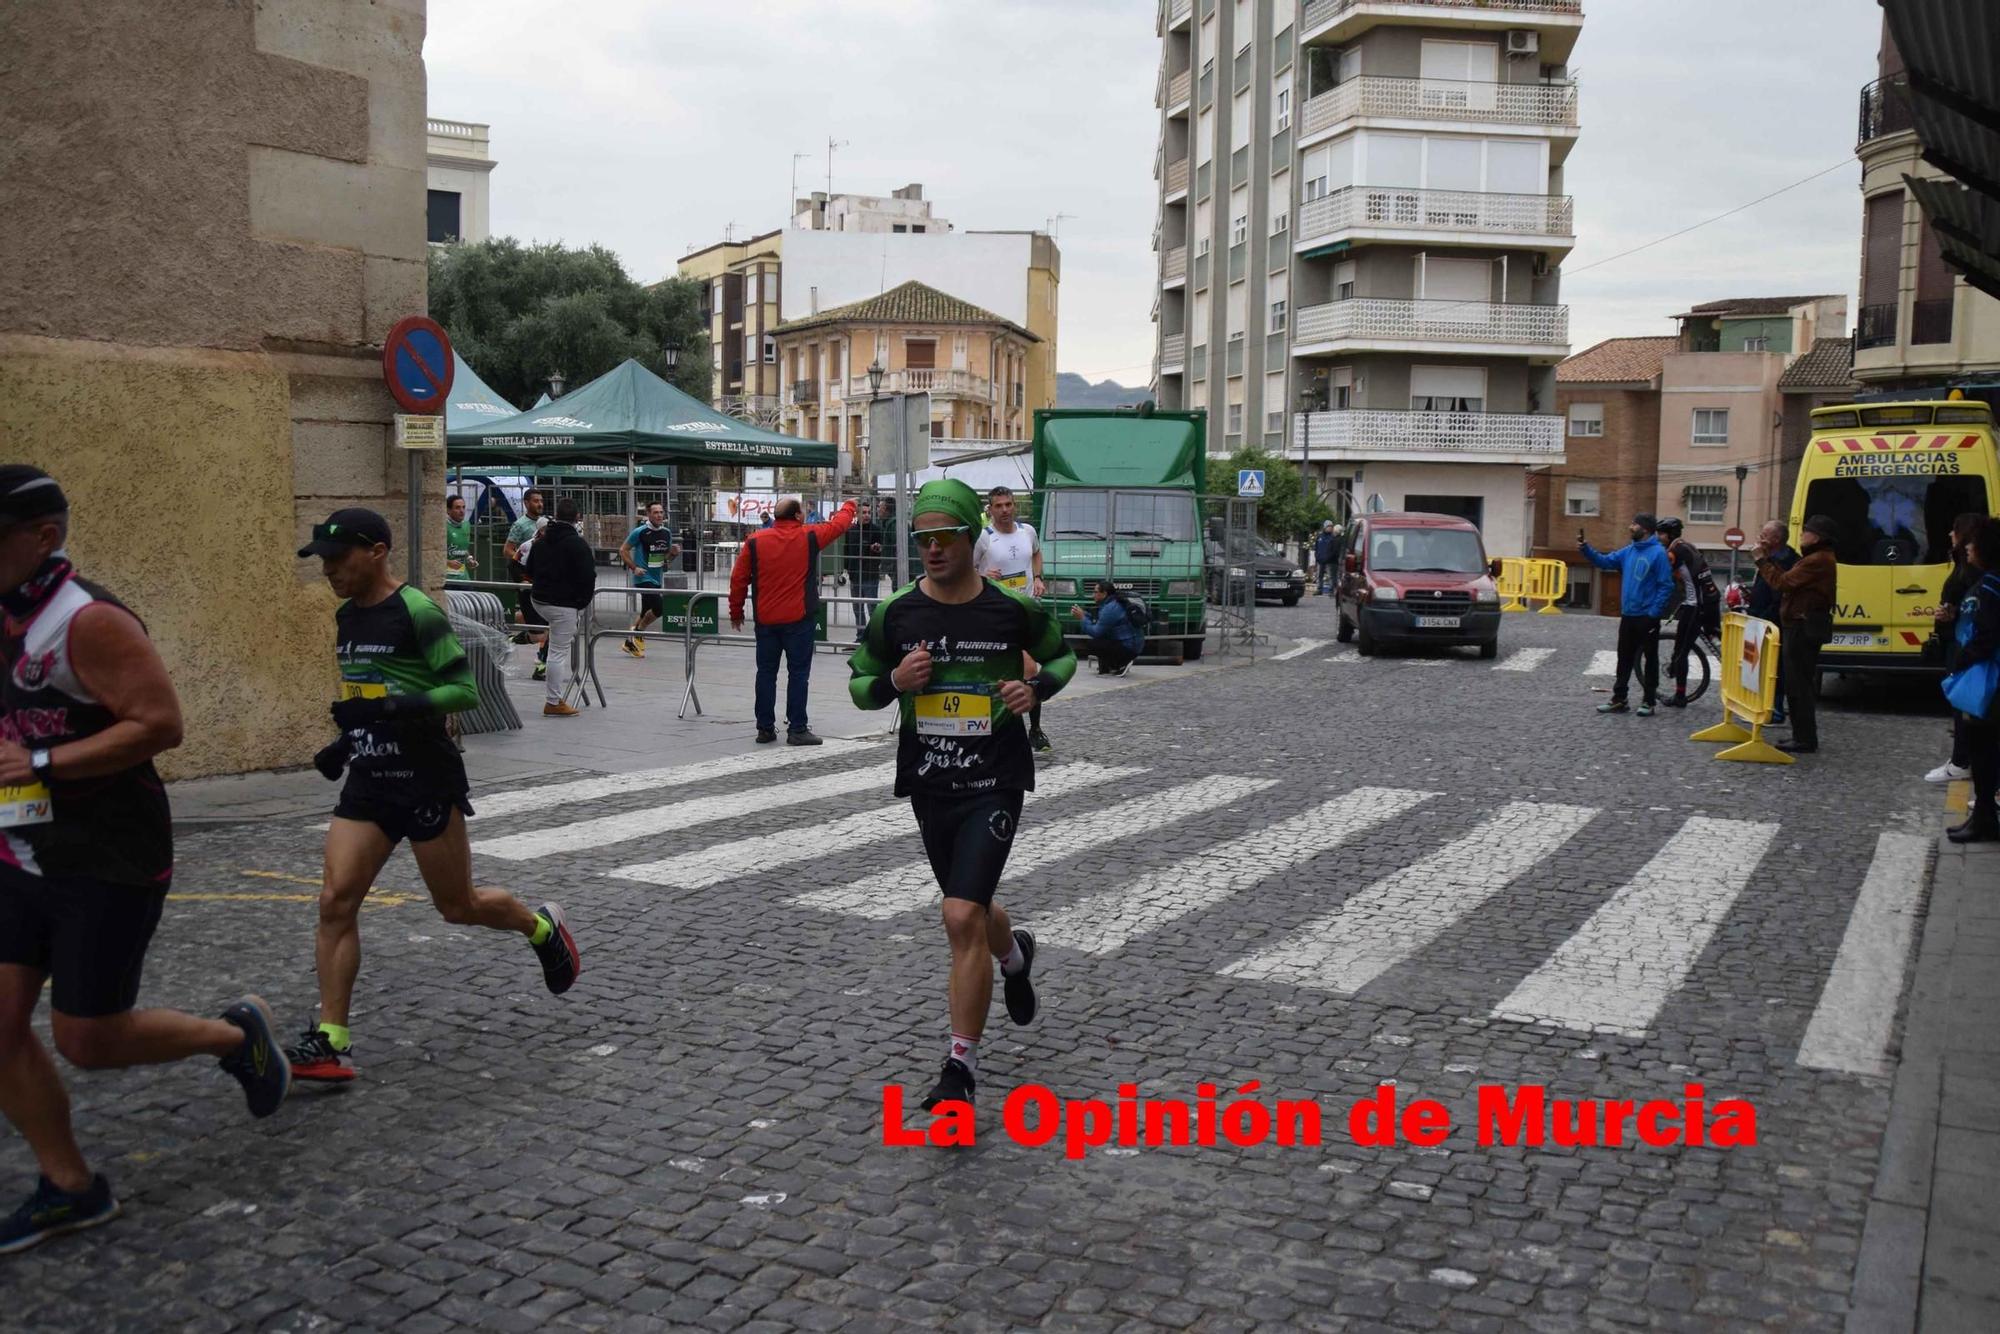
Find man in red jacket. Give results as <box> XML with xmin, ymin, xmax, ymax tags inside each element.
<box><xmin>731</xmin><ymin>497</ymin><xmax>856</xmax><ymax>745</ymax></box>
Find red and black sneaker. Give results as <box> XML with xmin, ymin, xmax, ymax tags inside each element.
<box><xmin>284</xmin><ymin>1026</ymin><xmax>357</xmax><ymax>1083</ymax></box>
<box><xmin>533</xmin><ymin>903</ymin><xmax>581</xmax><ymax>995</ymax></box>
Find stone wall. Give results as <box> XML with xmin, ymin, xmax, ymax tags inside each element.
<box><xmin>0</xmin><ymin>0</ymin><xmax>433</xmax><ymax>778</ymax></box>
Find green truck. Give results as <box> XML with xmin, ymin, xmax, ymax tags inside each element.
<box><xmin>1030</xmin><ymin>407</ymin><xmax>1209</xmax><ymax>662</ymax></box>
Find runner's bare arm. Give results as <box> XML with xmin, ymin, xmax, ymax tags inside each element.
<box><xmin>0</xmin><ymin>602</ymin><xmax>184</xmax><ymax>782</ymax></box>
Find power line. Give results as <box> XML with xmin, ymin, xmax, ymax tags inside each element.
<box><xmin>1565</xmin><ymin>158</ymin><xmax>1854</xmax><ymax>280</ymax></box>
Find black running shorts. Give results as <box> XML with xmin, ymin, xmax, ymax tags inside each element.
<box><xmin>0</xmin><ymin>867</ymin><xmax>168</xmax><ymax>1018</ymax></box>
<box><xmin>909</xmin><ymin>788</ymin><xmax>1026</xmax><ymax>907</ymax></box>
<box><xmin>636</xmin><ymin>590</ymin><xmax>665</xmax><ymax>620</ymax></box>
<box><xmin>335</xmin><ymin>780</ymin><xmax>474</xmax><ymax>846</ymax></box>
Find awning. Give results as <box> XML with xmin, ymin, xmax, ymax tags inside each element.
<box><xmin>449</xmin><ymin>358</ymin><xmax>837</xmax><ymax>468</ymax></box>
<box><xmin>1885</xmin><ymin>0</ymin><xmax>2000</xmax><ymax>285</ymax></box>
<box><xmin>1906</xmin><ymin>175</ymin><xmax>2000</xmax><ymax>300</ymax></box>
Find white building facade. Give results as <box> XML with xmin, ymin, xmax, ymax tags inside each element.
<box><xmin>426</xmin><ymin>117</ymin><xmax>495</xmax><ymax>245</ymax></box>
<box><xmin>1151</xmin><ymin>0</ymin><xmax>1582</xmax><ymax>556</ymax></box>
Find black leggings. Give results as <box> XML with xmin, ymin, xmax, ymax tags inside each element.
<box><xmin>1669</xmin><ymin>606</ymin><xmax>1701</xmax><ymax>691</ymax></box>
<box><xmin>910</xmin><ymin>789</ymin><xmax>1025</xmax><ymax>907</ymax></box>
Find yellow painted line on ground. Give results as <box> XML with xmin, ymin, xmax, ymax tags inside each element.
<box><xmin>171</xmin><ymin>890</ymin><xmax>419</xmax><ymax>908</ymax></box>
<box><xmin>1947</xmin><ymin>779</ymin><xmax>1970</xmax><ymax>816</ymax></box>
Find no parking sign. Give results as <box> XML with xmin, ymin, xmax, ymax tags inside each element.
<box><xmin>381</xmin><ymin>315</ymin><xmax>455</xmax><ymax>414</ymax></box>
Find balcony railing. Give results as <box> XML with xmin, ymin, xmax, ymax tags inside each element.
<box><xmin>1168</xmin><ymin>0</ymin><xmax>1192</xmax><ymax>25</ymax></box>
<box><xmin>1301</xmin><ymin>76</ymin><xmax>1578</xmax><ymax>137</ymax></box>
<box><xmin>1162</xmin><ymin>333</ymin><xmax>1187</xmax><ymax>367</ymax></box>
<box><xmin>1857</xmin><ymin>302</ymin><xmax>1898</xmax><ymax>350</ymax></box>
<box><xmin>1858</xmin><ymin>75</ymin><xmax>1915</xmax><ymax>147</ymax></box>
<box><xmin>1165</xmin><ymin>157</ymin><xmax>1189</xmax><ymax>195</ymax></box>
<box><xmin>1303</xmin><ymin>0</ymin><xmax>1583</xmax><ymax>34</ymax></box>
<box><xmin>847</xmin><ymin>368</ymin><xmax>995</xmax><ymax>400</ymax></box>
<box><xmin>1290</xmin><ymin>408</ymin><xmax>1564</xmax><ymax>460</ymax></box>
<box><xmin>1294</xmin><ymin>298</ymin><xmax>1569</xmax><ymax>348</ymax></box>
<box><xmin>1163</xmin><ymin>246</ymin><xmax>1188</xmax><ymax>283</ymax></box>
<box><xmin>1297</xmin><ymin>186</ymin><xmax>1573</xmax><ymax>244</ymax></box>
<box><xmin>1168</xmin><ymin>69</ymin><xmax>1191</xmax><ymax>108</ymax></box>
<box><xmin>788</xmin><ymin>380</ymin><xmax>819</xmax><ymax>406</ymax></box>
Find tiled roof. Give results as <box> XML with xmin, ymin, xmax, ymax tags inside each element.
<box><xmin>1778</xmin><ymin>335</ymin><xmax>1858</xmax><ymax>391</ymax></box>
<box><xmin>1675</xmin><ymin>294</ymin><xmax>1843</xmax><ymax>318</ymax></box>
<box><xmin>1557</xmin><ymin>336</ymin><xmax>1677</xmax><ymax>384</ymax></box>
<box><xmin>771</xmin><ymin>280</ymin><xmax>1039</xmax><ymax>340</ymax></box>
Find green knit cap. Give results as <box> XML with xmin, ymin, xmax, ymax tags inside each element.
<box><xmin>911</xmin><ymin>478</ymin><xmax>984</xmax><ymax>534</ymax></box>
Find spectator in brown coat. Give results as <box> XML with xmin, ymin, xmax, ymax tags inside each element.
<box><xmin>1754</xmin><ymin>513</ymin><xmax>1839</xmax><ymax>754</ymax></box>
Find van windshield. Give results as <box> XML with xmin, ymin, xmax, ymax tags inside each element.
<box><xmin>1802</xmin><ymin>473</ymin><xmax>1988</xmax><ymax>565</ymax></box>
<box><xmin>1369</xmin><ymin>527</ymin><xmax>1486</xmax><ymax>573</ymax></box>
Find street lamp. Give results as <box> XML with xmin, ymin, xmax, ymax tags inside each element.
<box><xmin>867</xmin><ymin>359</ymin><xmax>886</xmax><ymax>400</ymax></box>
<box><xmin>547</xmin><ymin>370</ymin><xmax>565</xmax><ymax>398</ymax></box>
<box><xmin>662</xmin><ymin>343</ymin><xmax>680</xmax><ymax>372</ymax></box>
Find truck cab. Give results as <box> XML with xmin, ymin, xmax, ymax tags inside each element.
<box><xmin>1031</xmin><ymin>408</ymin><xmax>1209</xmax><ymax>662</ymax></box>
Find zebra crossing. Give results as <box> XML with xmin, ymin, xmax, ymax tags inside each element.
<box><xmin>1283</xmin><ymin>639</ymin><xmax>1661</xmax><ymax>681</ymax></box>
<box><xmin>462</xmin><ymin>748</ymin><xmax>1930</xmax><ymax>1074</ymax></box>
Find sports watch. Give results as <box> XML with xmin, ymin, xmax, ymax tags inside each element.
<box><xmin>29</xmin><ymin>748</ymin><xmax>54</xmax><ymax>782</ymax></box>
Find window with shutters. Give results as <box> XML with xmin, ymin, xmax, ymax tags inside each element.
<box><xmin>1686</xmin><ymin>486</ymin><xmax>1727</xmax><ymax>524</ymax></box>
<box><xmin>1564</xmin><ymin>481</ymin><xmax>1601</xmax><ymax>517</ymax></box>
<box><xmin>905</xmin><ymin>339</ymin><xmax>936</xmax><ymax>370</ymax></box>
<box><xmin>1860</xmin><ymin>192</ymin><xmax>1904</xmax><ymax>349</ymax></box>
<box><xmin>1567</xmin><ymin>403</ymin><xmax>1604</xmax><ymax>437</ymax></box>
<box><xmin>1410</xmin><ymin>365</ymin><xmax>1485</xmax><ymax>413</ymax></box>
<box><xmin>1914</xmin><ymin>219</ymin><xmax>1955</xmax><ymax>344</ymax></box>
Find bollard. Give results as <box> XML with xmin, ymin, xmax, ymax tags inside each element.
<box><xmin>1690</xmin><ymin>612</ymin><xmax>1792</xmax><ymax>765</ymax></box>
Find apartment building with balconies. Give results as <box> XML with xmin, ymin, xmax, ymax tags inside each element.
<box><xmin>1853</xmin><ymin>15</ymin><xmax>2000</xmax><ymax>394</ymax></box>
<box><xmin>1152</xmin><ymin>0</ymin><xmax>1581</xmax><ymax>557</ymax></box>
<box><xmin>770</xmin><ymin>281</ymin><xmax>1039</xmax><ymax>479</ymax></box>
<box><xmin>679</xmin><ymin>229</ymin><xmax>785</xmax><ymax>423</ymax></box>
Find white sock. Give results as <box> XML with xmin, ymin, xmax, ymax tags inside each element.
<box><xmin>947</xmin><ymin>1032</ymin><xmax>978</xmax><ymax>1078</ymax></box>
<box><xmin>998</xmin><ymin>935</ymin><xmax>1025</xmax><ymax>976</ymax></box>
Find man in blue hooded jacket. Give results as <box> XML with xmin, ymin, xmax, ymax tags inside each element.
<box><xmin>1579</xmin><ymin>513</ymin><xmax>1676</xmax><ymax>716</ymax></box>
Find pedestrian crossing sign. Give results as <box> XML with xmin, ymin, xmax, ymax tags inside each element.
<box><xmin>1237</xmin><ymin>469</ymin><xmax>1265</xmax><ymax>498</ymax></box>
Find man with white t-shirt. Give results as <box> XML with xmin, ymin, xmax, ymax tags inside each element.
<box><xmin>973</xmin><ymin>486</ymin><xmax>1051</xmax><ymax>753</ymax></box>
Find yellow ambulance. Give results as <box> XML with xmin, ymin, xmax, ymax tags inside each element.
<box><xmin>1792</xmin><ymin>398</ymin><xmax>1998</xmax><ymax>678</ymax></box>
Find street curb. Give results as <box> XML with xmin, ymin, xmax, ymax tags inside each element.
<box><xmin>1847</xmin><ymin>833</ymin><xmax>2000</xmax><ymax>1332</ymax></box>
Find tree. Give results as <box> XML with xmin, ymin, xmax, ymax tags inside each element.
<box><xmin>1212</xmin><ymin>445</ymin><xmax>1331</xmax><ymax>541</ymax></box>
<box><xmin>427</xmin><ymin>238</ymin><xmax>710</xmax><ymax>408</ymax></box>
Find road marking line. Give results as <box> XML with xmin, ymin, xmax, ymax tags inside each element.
<box><xmin>1495</xmin><ymin>647</ymin><xmax>1556</xmax><ymax>673</ymax></box>
<box><xmin>610</xmin><ymin>763</ymin><xmax>1143</xmax><ymax>889</ymax></box>
<box><xmin>468</xmin><ymin>743</ymin><xmax>868</xmax><ymax>820</ymax></box>
<box><xmin>173</xmin><ymin>890</ymin><xmax>417</xmax><ymax>908</ymax></box>
<box><xmin>1223</xmin><ymin>802</ymin><xmax>1597</xmax><ymax>991</ymax></box>
<box><xmin>1038</xmin><ymin>787</ymin><xmax>1436</xmax><ymax>955</ymax></box>
<box><xmin>1322</xmin><ymin>651</ymin><xmax>1362</xmax><ymax>664</ymax></box>
<box><xmin>1584</xmin><ymin>650</ymin><xmax>1619</xmax><ymax>676</ymax></box>
<box><xmin>1492</xmin><ymin>816</ymin><xmax>1779</xmax><ymax>1036</ymax></box>
<box><xmin>791</xmin><ymin>775</ymin><xmax>1278</xmax><ymax>920</ymax></box>
<box><xmin>1273</xmin><ymin>639</ymin><xmax>1330</xmax><ymax>661</ymax></box>
<box><xmin>473</xmin><ymin>762</ymin><xmax>898</xmax><ymax>860</ymax></box>
<box><xmin>1795</xmin><ymin>831</ymin><xmax>1932</xmax><ymax>1076</ymax></box>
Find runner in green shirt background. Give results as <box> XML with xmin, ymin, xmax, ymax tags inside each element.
<box><xmin>443</xmin><ymin>494</ymin><xmax>476</xmax><ymax>582</ymax></box>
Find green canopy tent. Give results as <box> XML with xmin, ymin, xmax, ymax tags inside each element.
<box><xmin>444</xmin><ymin>351</ymin><xmax>524</xmax><ymax>430</ymax></box>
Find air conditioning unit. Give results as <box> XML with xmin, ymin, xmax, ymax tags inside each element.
<box><xmin>1506</xmin><ymin>29</ymin><xmax>1540</xmax><ymax>57</ymax></box>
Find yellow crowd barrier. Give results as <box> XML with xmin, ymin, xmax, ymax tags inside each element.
<box><xmin>1496</xmin><ymin>557</ymin><xmax>1568</xmax><ymax>614</ymax></box>
<box><xmin>1690</xmin><ymin>611</ymin><xmax>1791</xmax><ymax>765</ymax></box>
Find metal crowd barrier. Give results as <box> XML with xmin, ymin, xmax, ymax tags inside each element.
<box><xmin>1691</xmin><ymin>612</ymin><xmax>1790</xmax><ymax>765</ymax></box>
<box><xmin>441</xmin><ymin>588</ymin><xmax>524</xmax><ymax>733</ymax></box>
<box><xmin>1495</xmin><ymin>557</ymin><xmax>1568</xmax><ymax>615</ymax></box>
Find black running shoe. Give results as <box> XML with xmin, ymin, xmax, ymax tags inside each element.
<box><xmin>284</xmin><ymin>1026</ymin><xmax>356</xmax><ymax>1083</ymax></box>
<box><xmin>1002</xmin><ymin>929</ymin><xmax>1037</xmax><ymax>1027</ymax></box>
<box><xmin>921</xmin><ymin>1058</ymin><xmax>976</xmax><ymax>1112</ymax></box>
<box><xmin>218</xmin><ymin>995</ymin><xmax>290</xmax><ymax>1117</ymax></box>
<box><xmin>1029</xmin><ymin>728</ymin><xmax>1052</xmax><ymax>754</ymax></box>
<box><xmin>533</xmin><ymin>903</ymin><xmax>581</xmax><ymax>995</ymax></box>
<box><xmin>0</xmin><ymin>1175</ymin><xmax>119</xmax><ymax>1255</ymax></box>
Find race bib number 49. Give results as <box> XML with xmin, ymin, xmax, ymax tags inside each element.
<box><xmin>914</xmin><ymin>689</ymin><xmax>993</xmax><ymax>737</ymax></box>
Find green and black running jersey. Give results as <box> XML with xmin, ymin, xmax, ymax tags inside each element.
<box><xmin>850</xmin><ymin>579</ymin><xmax>1076</xmax><ymax>796</ymax></box>
<box><xmin>334</xmin><ymin>585</ymin><xmax>478</xmax><ymax>784</ymax></box>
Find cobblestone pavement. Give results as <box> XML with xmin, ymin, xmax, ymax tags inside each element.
<box><xmin>1</xmin><ymin>600</ymin><xmax>1947</xmax><ymax>1331</ymax></box>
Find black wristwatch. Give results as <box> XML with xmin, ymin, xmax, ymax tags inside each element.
<box><xmin>29</xmin><ymin>748</ymin><xmax>54</xmax><ymax>783</ymax></box>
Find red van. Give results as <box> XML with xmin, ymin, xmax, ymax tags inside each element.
<box><xmin>1334</xmin><ymin>511</ymin><xmax>1502</xmax><ymax>658</ymax></box>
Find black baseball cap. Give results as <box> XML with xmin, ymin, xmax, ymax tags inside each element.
<box><xmin>298</xmin><ymin>507</ymin><xmax>393</xmax><ymax>558</ymax></box>
<box><xmin>0</xmin><ymin>466</ymin><xmax>69</xmax><ymax>521</ymax></box>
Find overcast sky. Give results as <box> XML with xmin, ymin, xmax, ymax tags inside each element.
<box><xmin>428</xmin><ymin>0</ymin><xmax>1883</xmax><ymax>388</ymax></box>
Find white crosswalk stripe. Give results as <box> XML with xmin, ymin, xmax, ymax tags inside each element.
<box><xmin>1272</xmin><ymin>639</ymin><xmax>1329</xmax><ymax>662</ymax></box>
<box><xmin>1795</xmin><ymin>831</ymin><xmax>1932</xmax><ymax>1076</ymax></box>
<box><xmin>1491</xmin><ymin>817</ymin><xmax>1779</xmax><ymax>1036</ymax></box>
<box><xmin>609</xmin><ymin>763</ymin><xmax>1143</xmax><ymax>890</ymax></box>
<box><xmin>1494</xmin><ymin>647</ymin><xmax>1556</xmax><ymax>673</ymax></box>
<box><xmin>1584</xmin><ymin>650</ymin><xmax>1619</xmax><ymax>676</ymax></box>
<box><xmin>790</xmin><ymin>775</ymin><xmax>1278</xmax><ymax>921</ymax></box>
<box><xmin>1222</xmin><ymin>802</ymin><xmax>1597</xmax><ymax>992</ymax></box>
<box><xmin>473</xmin><ymin>761</ymin><xmax>898</xmax><ymax>860</ymax></box>
<box><xmin>1322</xmin><ymin>651</ymin><xmax>1362</xmax><ymax>664</ymax></box>
<box><xmin>469</xmin><ymin>742</ymin><xmax>865</xmax><ymax>821</ymax></box>
<box><xmin>1038</xmin><ymin>786</ymin><xmax>1436</xmax><ymax>956</ymax></box>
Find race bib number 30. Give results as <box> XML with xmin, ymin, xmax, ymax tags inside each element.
<box><xmin>0</xmin><ymin>782</ymin><xmax>53</xmax><ymax>829</ymax></box>
<box><xmin>914</xmin><ymin>689</ymin><xmax>993</xmax><ymax>737</ymax></box>
<box><xmin>338</xmin><ymin>681</ymin><xmax>389</xmax><ymax>701</ymax></box>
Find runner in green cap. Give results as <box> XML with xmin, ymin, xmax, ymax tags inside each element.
<box><xmin>848</xmin><ymin>478</ymin><xmax>1076</xmax><ymax>1113</ymax></box>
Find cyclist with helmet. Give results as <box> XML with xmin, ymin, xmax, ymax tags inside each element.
<box><xmin>1657</xmin><ymin>517</ymin><xmax>1717</xmax><ymax>709</ymax></box>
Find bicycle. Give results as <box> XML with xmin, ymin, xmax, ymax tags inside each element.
<box><xmin>1656</xmin><ymin>614</ymin><xmax>1719</xmax><ymax>706</ymax></box>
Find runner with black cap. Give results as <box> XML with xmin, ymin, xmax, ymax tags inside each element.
<box><xmin>0</xmin><ymin>466</ymin><xmax>289</xmax><ymax>1254</ymax></box>
<box><xmin>288</xmin><ymin>507</ymin><xmax>581</xmax><ymax>1082</ymax></box>
<box><xmin>848</xmin><ymin>478</ymin><xmax>1076</xmax><ymax>1113</ymax></box>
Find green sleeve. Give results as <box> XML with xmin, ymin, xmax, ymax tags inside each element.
<box><xmin>1017</xmin><ymin>590</ymin><xmax>1077</xmax><ymax>697</ymax></box>
<box><xmin>405</xmin><ymin>588</ymin><xmax>481</xmax><ymax>716</ymax></box>
<box><xmin>848</xmin><ymin>590</ymin><xmax>903</xmax><ymax>710</ymax></box>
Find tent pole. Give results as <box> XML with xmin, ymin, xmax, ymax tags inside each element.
<box><xmin>626</xmin><ymin>452</ymin><xmax>637</xmax><ymax>538</ymax></box>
